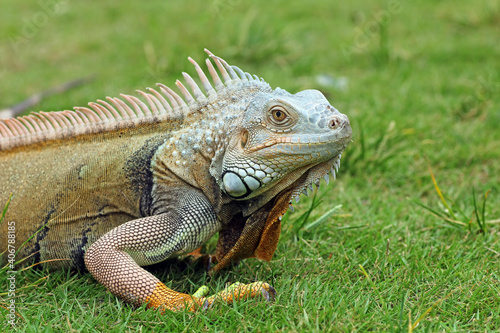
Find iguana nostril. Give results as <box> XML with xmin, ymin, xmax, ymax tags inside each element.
<box><xmin>329</xmin><ymin>118</ymin><xmax>338</xmax><ymax>129</ymax></box>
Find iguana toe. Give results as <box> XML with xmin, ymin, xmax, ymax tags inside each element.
<box><xmin>192</xmin><ymin>285</ymin><xmax>210</xmax><ymax>298</ymax></box>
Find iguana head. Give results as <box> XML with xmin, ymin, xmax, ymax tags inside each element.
<box><xmin>0</xmin><ymin>48</ymin><xmax>350</xmax><ymax>209</ymax></box>
<box><xmin>217</xmin><ymin>86</ymin><xmax>351</xmax><ymax>202</ymax></box>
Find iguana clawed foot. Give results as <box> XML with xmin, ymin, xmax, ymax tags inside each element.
<box><xmin>193</xmin><ymin>281</ymin><xmax>276</xmax><ymax>311</ymax></box>
<box><xmin>154</xmin><ymin>281</ymin><xmax>276</xmax><ymax>313</ymax></box>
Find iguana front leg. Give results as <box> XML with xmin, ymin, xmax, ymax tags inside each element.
<box><xmin>84</xmin><ymin>188</ymin><xmax>273</xmax><ymax>312</ymax></box>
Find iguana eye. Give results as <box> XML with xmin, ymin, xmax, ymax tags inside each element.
<box><xmin>266</xmin><ymin>105</ymin><xmax>297</xmax><ymax>130</ymax></box>
<box><xmin>270</xmin><ymin>107</ymin><xmax>288</xmax><ymax>123</ymax></box>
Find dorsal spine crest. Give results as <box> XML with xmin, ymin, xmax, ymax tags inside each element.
<box><xmin>0</xmin><ymin>49</ymin><xmax>270</xmax><ymax>151</ymax></box>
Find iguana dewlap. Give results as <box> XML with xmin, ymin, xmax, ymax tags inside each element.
<box><xmin>0</xmin><ymin>49</ymin><xmax>352</xmax><ymax>312</ymax></box>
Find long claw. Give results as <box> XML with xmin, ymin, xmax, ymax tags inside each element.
<box><xmin>207</xmin><ymin>254</ymin><xmax>212</xmax><ymax>272</ymax></box>
<box><xmin>261</xmin><ymin>287</ymin><xmax>270</xmax><ymax>301</ymax></box>
<box><xmin>202</xmin><ymin>299</ymin><xmax>210</xmax><ymax>310</ymax></box>
<box><xmin>267</xmin><ymin>285</ymin><xmax>277</xmax><ymax>300</ymax></box>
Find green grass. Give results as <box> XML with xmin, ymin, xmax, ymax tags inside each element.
<box><xmin>1</xmin><ymin>0</ymin><xmax>499</xmax><ymax>331</ymax></box>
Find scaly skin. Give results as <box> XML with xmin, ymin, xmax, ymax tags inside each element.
<box><xmin>0</xmin><ymin>50</ymin><xmax>351</xmax><ymax>311</ymax></box>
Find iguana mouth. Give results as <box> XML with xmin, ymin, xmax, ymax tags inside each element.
<box><xmin>246</xmin><ymin>133</ymin><xmax>346</xmax><ymax>154</ymax></box>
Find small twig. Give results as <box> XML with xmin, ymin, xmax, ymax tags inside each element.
<box><xmin>0</xmin><ymin>75</ymin><xmax>96</xmax><ymax>118</ymax></box>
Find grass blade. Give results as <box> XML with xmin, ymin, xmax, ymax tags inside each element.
<box><xmin>482</xmin><ymin>190</ymin><xmax>491</xmax><ymax>227</ymax></box>
<box><xmin>304</xmin><ymin>204</ymin><xmax>342</xmax><ymax>230</ymax></box>
<box><xmin>412</xmin><ymin>200</ymin><xmax>465</xmax><ymax>226</ymax></box>
<box><xmin>0</xmin><ymin>193</ymin><xmax>13</xmax><ymax>225</ymax></box>
<box><xmin>427</xmin><ymin>165</ymin><xmax>457</xmax><ymax>221</ymax></box>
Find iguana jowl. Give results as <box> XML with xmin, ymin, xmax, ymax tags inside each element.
<box><xmin>0</xmin><ymin>49</ymin><xmax>352</xmax><ymax>311</ymax></box>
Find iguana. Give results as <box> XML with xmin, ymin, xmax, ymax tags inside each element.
<box><xmin>0</xmin><ymin>49</ymin><xmax>352</xmax><ymax>312</ymax></box>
